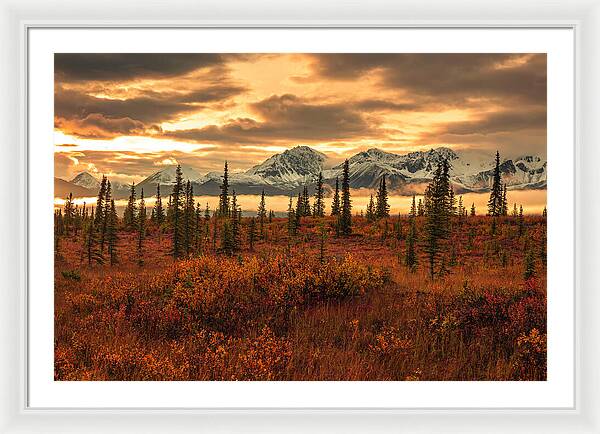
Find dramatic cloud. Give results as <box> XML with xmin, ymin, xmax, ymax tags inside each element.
<box><xmin>55</xmin><ymin>53</ymin><xmax>228</xmax><ymax>82</ymax></box>
<box><xmin>162</xmin><ymin>94</ymin><xmax>375</xmax><ymax>144</ymax></box>
<box><xmin>307</xmin><ymin>53</ymin><xmax>547</xmax><ymax>106</ymax></box>
<box><xmin>55</xmin><ymin>84</ymin><xmax>247</xmax><ymax>138</ymax></box>
<box><xmin>54</xmin><ymin>53</ymin><xmax>547</xmax><ymax>181</ymax></box>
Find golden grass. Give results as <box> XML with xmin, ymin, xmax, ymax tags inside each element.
<box><xmin>55</xmin><ymin>215</ymin><xmax>546</xmax><ymax>381</ymax></box>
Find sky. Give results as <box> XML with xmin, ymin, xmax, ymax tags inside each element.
<box><xmin>54</xmin><ymin>53</ymin><xmax>547</xmax><ymax>184</ymax></box>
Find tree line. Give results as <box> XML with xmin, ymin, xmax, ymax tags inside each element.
<box><xmin>54</xmin><ymin>151</ymin><xmax>541</xmax><ymax>275</ymax></box>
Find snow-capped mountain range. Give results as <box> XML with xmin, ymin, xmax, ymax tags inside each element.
<box><xmin>58</xmin><ymin>146</ymin><xmax>546</xmax><ymax>198</ymax></box>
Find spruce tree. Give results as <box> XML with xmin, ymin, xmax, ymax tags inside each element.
<box><xmin>470</xmin><ymin>202</ymin><xmax>476</xmax><ymax>217</ymax></box>
<box><xmin>287</xmin><ymin>196</ymin><xmax>297</xmax><ymax>237</ymax></box>
<box><xmin>219</xmin><ymin>161</ymin><xmax>230</xmax><ymax>216</ymax></box>
<box><xmin>295</xmin><ymin>191</ymin><xmax>302</xmax><ymax>228</ymax></box>
<box><xmin>423</xmin><ymin>159</ymin><xmax>452</xmax><ymax>279</ymax></box>
<box><xmin>313</xmin><ymin>172</ymin><xmax>325</xmax><ymax>217</ymax></box>
<box><xmin>448</xmin><ymin>187</ymin><xmax>456</xmax><ymax>216</ymax></box>
<box><xmin>339</xmin><ymin>160</ymin><xmax>352</xmax><ymax>236</ymax></box>
<box><xmin>106</xmin><ymin>199</ymin><xmax>118</xmax><ymax>265</ymax></box>
<box><xmin>183</xmin><ymin>180</ymin><xmax>194</xmax><ymax>256</ymax></box>
<box><xmin>63</xmin><ymin>193</ymin><xmax>74</xmax><ymax>236</ymax></box>
<box><xmin>366</xmin><ymin>194</ymin><xmax>375</xmax><ymax>222</ymax></box>
<box><xmin>204</xmin><ymin>203</ymin><xmax>211</xmax><ymax>221</ymax></box>
<box><xmin>487</xmin><ymin>151</ymin><xmax>503</xmax><ymax>217</ymax></box>
<box><xmin>405</xmin><ymin>196</ymin><xmax>418</xmax><ymax>271</ymax></box>
<box><xmin>84</xmin><ymin>216</ymin><xmax>103</xmax><ymax>266</ymax></box>
<box><xmin>171</xmin><ymin>165</ymin><xmax>185</xmax><ymax>259</ymax></box>
<box><xmin>231</xmin><ymin>190</ymin><xmax>241</xmax><ymax>251</ymax></box>
<box><xmin>417</xmin><ymin>198</ymin><xmax>425</xmax><ymax>217</ymax></box>
<box><xmin>457</xmin><ymin>195</ymin><xmax>464</xmax><ymax>218</ymax></box>
<box><xmin>137</xmin><ymin>189</ymin><xmax>146</xmax><ymax>266</ymax></box>
<box><xmin>100</xmin><ymin>180</ymin><xmax>111</xmax><ymax>254</ymax></box>
<box><xmin>375</xmin><ymin>174</ymin><xmax>390</xmax><ymax>219</ymax></box>
<box><xmin>257</xmin><ymin>189</ymin><xmax>267</xmax><ymax>238</ymax></box>
<box><xmin>153</xmin><ymin>183</ymin><xmax>164</xmax><ymax>226</ymax></box>
<box><xmin>301</xmin><ymin>186</ymin><xmax>311</xmax><ymax>216</ymax></box>
<box><xmin>194</xmin><ymin>202</ymin><xmax>202</xmax><ymax>255</ymax></box>
<box><xmin>501</xmin><ymin>184</ymin><xmax>508</xmax><ymax>216</ymax></box>
<box><xmin>94</xmin><ymin>176</ymin><xmax>107</xmax><ymax>228</ymax></box>
<box><xmin>123</xmin><ymin>182</ymin><xmax>138</xmax><ymax>231</ymax></box>
<box><xmin>518</xmin><ymin>204</ymin><xmax>525</xmax><ymax>237</ymax></box>
<box><xmin>220</xmin><ymin>218</ymin><xmax>234</xmax><ymax>255</ymax></box>
<box><xmin>331</xmin><ymin>177</ymin><xmax>340</xmax><ymax>216</ymax></box>
<box><xmin>542</xmin><ymin>206</ymin><xmax>547</xmax><ymax>218</ymax></box>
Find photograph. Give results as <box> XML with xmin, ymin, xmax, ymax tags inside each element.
<box><xmin>53</xmin><ymin>52</ymin><xmax>547</xmax><ymax>381</ymax></box>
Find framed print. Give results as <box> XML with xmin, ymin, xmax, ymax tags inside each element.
<box><xmin>0</xmin><ymin>0</ymin><xmax>599</xmax><ymax>433</ymax></box>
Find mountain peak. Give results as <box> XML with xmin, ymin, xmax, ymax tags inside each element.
<box><xmin>140</xmin><ymin>165</ymin><xmax>203</xmax><ymax>186</ymax></box>
<box><xmin>71</xmin><ymin>172</ymin><xmax>100</xmax><ymax>189</ymax></box>
<box><xmin>245</xmin><ymin>146</ymin><xmax>326</xmax><ymax>186</ymax></box>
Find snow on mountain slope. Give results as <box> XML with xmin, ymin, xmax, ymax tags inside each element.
<box><xmin>245</xmin><ymin>146</ymin><xmax>326</xmax><ymax>187</ymax></box>
<box><xmin>141</xmin><ymin>165</ymin><xmax>204</xmax><ymax>186</ymax></box>
<box><xmin>71</xmin><ymin>172</ymin><xmax>101</xmax><ymax>190</ymax></box>
<box><xmin>104</xmin><ymin>146</ymin><xmax>546</xmax><ymax>200</ymax></box>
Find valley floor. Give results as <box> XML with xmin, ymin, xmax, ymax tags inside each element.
<box><xmin>54</xmin><ymin>215</ymin><xmax>547</xmax><ymax>381</ymax></box>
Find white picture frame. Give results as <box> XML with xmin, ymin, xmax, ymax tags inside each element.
<box><xmin>1</xmin><ymin>0</ymin><xmax>598</xmax><ymax>432</ymax></box>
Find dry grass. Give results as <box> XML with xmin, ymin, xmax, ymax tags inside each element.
<box><xmin>55</xmin><ymin>215</ymin><xmax>546</xmax><ymax>381</ymax></box>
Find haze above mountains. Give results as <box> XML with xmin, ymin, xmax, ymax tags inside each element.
<box><xmin>55</xmin><ymin>146</ymin><xmax>547</xmax><ymax>199</ymax></box>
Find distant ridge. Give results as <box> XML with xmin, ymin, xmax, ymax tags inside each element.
<box><xmin>58</xmin><ymin>146</ymin><xmax>546</xmax><ymax>198</ymax></box>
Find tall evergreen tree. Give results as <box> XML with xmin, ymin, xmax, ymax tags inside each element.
<box><xmin>331</xmin><ymin>177</ymin><xmax>340</xmax><ymax>216</ymax></box>
<box><xmin>84</xmin><ymin>215</ymin><xmax>103</xmax><ymax>266</ymax></box>
<box><xmin>137</xmin><ymin>189</ymin><xmax>146</xmax><ymax>266</ymax></box>
<box><xmin>63</xmin><ymin>193</ymin><xmax>74</xmax><ymax>236</ymax></box>
<box><xmin>518</xmin><ymin>204</ymin><xmax>525</xmax><ymax>237</ymax></box>
<box><xmin>339</xmin><ymin>160</ymin><xmax>352</xmax><ymax>236</ymax></box>
<box><xmin>220</xmin><ymin>218</ymin><xmax>234</xmax><ymax>255</ymax></box>
<box><xmin>99</xmin><ymin>180</ymin><xmax>111</xmax><ymax>254</ymax></box>
<box><xmin>410</xmin><ymin>195</ymin><xmax>417</xmax><ymax>218</ymax></box>
<box><xmin>106</xmin><ymin>199</ymin><xmax>118</xmax><ymax>265</ymax></box>
<box><xmin>301</xmin><ymin>186</ymin><xmax>311</xmax><ymax>216</ymax></box>
<box><xmin>94</xmin><ymin>176</ymin><xmax>107</xmax><ymax>228</ymax></box>
<box><xmin>183</xmin><ymin>180</ymin><xmax>195</xmax><ymax>256</ymax></box>
<box><xmin>487</xmin><ymin>151</ymin><xmax>503</xmax><ymax>216</ymax></box>
<box><xmin>287</xmin><ymin>196</ymin><xmax>297</xmax><ymax>237</ymax></box>
<box><xmin>295</xmin><ymin>191</ymin><xmax>303</xmax><ymax>228</ymax></box>
<box><xmin>405</xmin><ymin>195</ymin><xmax>418</xmax><ymax>271</ymax></box>
<box><xmin>448</xmin><ymin>187</ymin><xmax>456</xmax><ymax>216</ymax></box>
<box><xmin>219</xmin><ymin>161</ymin><xmax>230</xmax><ymax>216</ymax></box>
<box><xmin>153</xmin><ymin>184</ymin><xmax>165</xmax><ymax>226</ymax></box>
<box><xmin>171</xmin><ymin>165</ymin><xmax>185</xmax><ymax>259</ymax></box>
<box><xmin>366</xmin><ymin>194</ymin><xmax>375</xmax><ymax>222</ymax></box>
<box><xmin>423</xmin><ymin>159</ymin><xmax>452</xmax><ymax>279</ymax></box>
<box><xmin>375</xmin><ymin>174</ymin><xmax>390</xmax><ymax>219</ymax></box>
<box><xmin>123</xmin><ymin>182</ymin><xmax>138</xmax><ymax>231</ymax></box>
<box><xmin>194</xmin><ymin>202</ymin><xmax>203</xmax><ymax>255</ymax></box>
<box><xmin>231</xmin><ymin>190</ymin><xmax>241</xmax><ymax>251</ymax></box>
<box><xmin>501</xmin><ymin>183</ymin><xmax>508</xmax><ymax>216</ymax></box>
<box><xmin>257</xmin><ymin>189</ymin><xmax>267</xmax><ymax>238</ymax></box>
<box><xmin>470</xmin><ymin>202</ymin><xmax>476</xmax><ymax>216</ymax></box>
<box><xmin>417</xmin><ymin>198</ymin><xmax>425</xmax><ymax>216</ymax></box>
<box><xmin>313</xmin><ymin>172</ymin><xmax>325</xmax><ymax>217</ymax></box>
<box><xmin>457</xmin><ymin>195</ymin><xmax>464</xmax><ymax>218</ymax></box>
